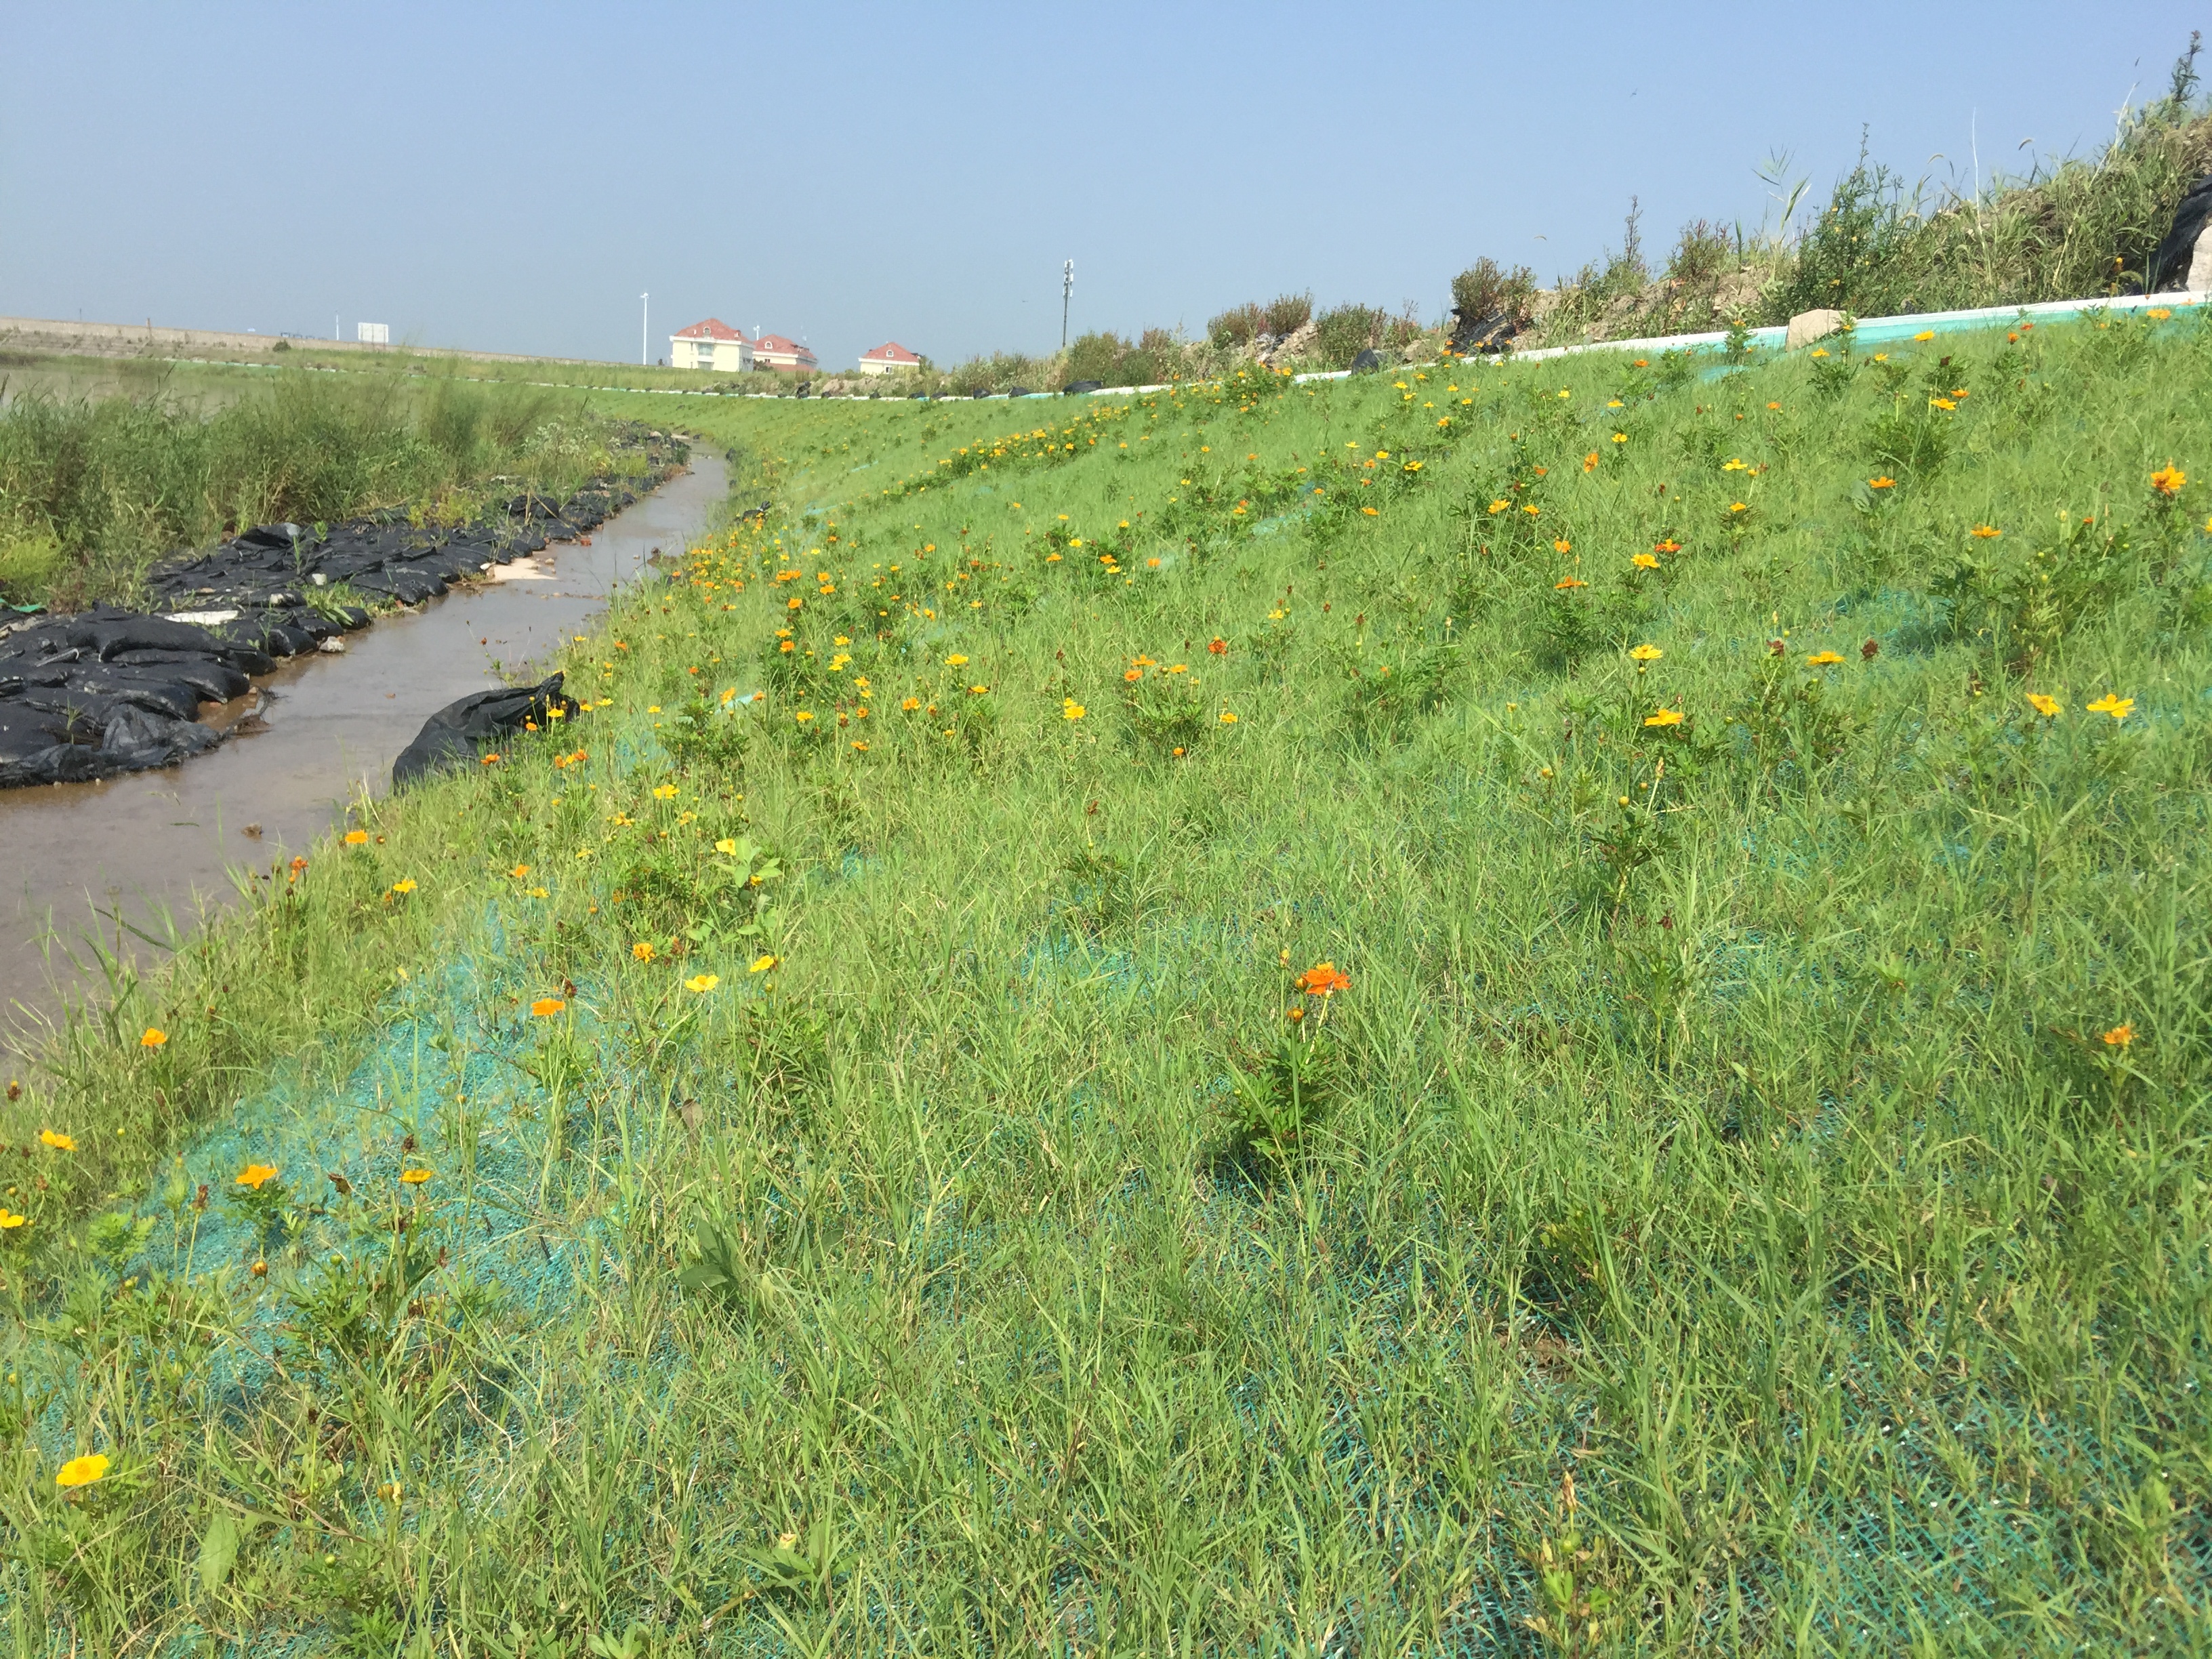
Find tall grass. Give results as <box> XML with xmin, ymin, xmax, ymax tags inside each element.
<box><xmin>3</xmin><ymin>306</ymin><xmax>2209</xmax><ymax>1654</ymax></box>
<box><xmin>0</xmin><ymin>371</ymin><xmax>616</xmax><ymax>609</ymax></box>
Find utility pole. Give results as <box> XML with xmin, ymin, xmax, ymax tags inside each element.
<box><xmin>1061</xmin><ymin>260</ymin><xmax>1073</xmax><ymax>351</ymax></box>
<box><xmin>640</xmin><ymin>293</ymin><xmax>649</xmax><ymax>366</ymax></box>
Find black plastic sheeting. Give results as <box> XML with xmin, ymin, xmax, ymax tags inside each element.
<box><xmin>0</xmin><ymin>432</ymin><xmax>684</xmax><ymax>790</ymax></box>
<box><xmin>2150</xmin><ymin>172</ymin><xmax>2212</xmax><ymax>291</ymax></box>
<box><xmin>392</xmin><ymin>673</ymin><xmax>575</xmax><ymax>787</ymax></box>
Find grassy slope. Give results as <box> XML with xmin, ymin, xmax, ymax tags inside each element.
<box><xmin>4</xmin><ymin>325</ymin><xmax>2211</xmax><ymax>1655</ymax></box>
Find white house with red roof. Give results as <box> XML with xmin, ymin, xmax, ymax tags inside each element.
<box><xmin>670</xmin><ymin>318</ymin><xmax>752</xmax><ymax>373</ymax></box>
<box><xmin>752</xmin><ymin>333</ymin><xmax>818</xmax><ymax>373</ymax></box>
<box><xmin>857</xmin><ymin>340</ymin><xmax>924</xmax><ymax>376</ymax></box>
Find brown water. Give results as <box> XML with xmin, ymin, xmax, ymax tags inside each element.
<box><xmin>0</xmin><ymin>449</ymin><xmax>726</xmax><ymax>1067</ymax></box>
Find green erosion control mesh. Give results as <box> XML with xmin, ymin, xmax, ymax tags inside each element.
<box><xmin>6</xmin><ymin>876</ymin><xmax>2207</xmax><ymax>1656</ymax></box>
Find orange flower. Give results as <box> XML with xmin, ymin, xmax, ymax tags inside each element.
<box><xmin>632</xmin><ymin>941</ymin><xmax>655</xmax><ymax>962</ymax></box>
<box><xmin>343</xmin><ymin>830</ymin><xmax>369</xmax><ymax>846</ymax></box>
<box><xmin>236</xmin><ymin>1163</ymin><xmax>278</xmax><ymax>1189</ymax></box>
<box><xmin>1868</xmin><ymin>476</ymin><xmax>1896</xmax><ymax>490</ymax></box>
<box><xmin>1582</xmin><ymin>452</ymin><xmax>1599</xmax><ymax>472</ymax></box>
<box><xmin>1295</xmin><ymin>962</ymin><xmax>1351</xmax><ymax>996</ymax></box>
<box><xmin>1553</xmin><ymin>538</ymin><xmax>1572</xmax><ymax>554</ymax></box>
<box><xmin>1970</xmin><ymin>525</ymin><xmax>2001</xmax><ymax>539</ymax></box>
<box><xmin>140</xmin><ymin>1028</ymin><xmax>167</xmax><ymax>1050</ymax></box>
<box><xmin>2150</xmin><ymin>464</ymin><xmax>2186</xmax><ymax>498</ymax></box>
<box><xmin>2102</xmin><ymin>1023</ymin><xmax>2135</xmax><ymax>1048</ymax></box>
<box><xmin>1654</xmin><ymin>539</ymin><xmax>1681</xmax><ymax>554</ymax></box>
<box><xmin>1554</xmin><ymin>577</ymin><xmax>1586</xmax><ymax>591</ymax></box>
<box><xmin>531</xmin><ymin>998</ymin><xmax>566</xmax><ymax>1017</ymax></box>
<box><xmin>1124</xmin><ymin>668</ymin><xmax>1143</xmax><ymax>682</ymax></box>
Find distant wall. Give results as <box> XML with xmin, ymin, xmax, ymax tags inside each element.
<box><xmin>0</xmin><ymin>315</ymin><xmax>607</xmax><ymax>367</ymax></box>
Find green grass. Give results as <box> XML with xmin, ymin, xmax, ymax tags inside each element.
<box><xmin>3</xmin><ymin>317</ymin><xmax>2211</xmax><ymax>1656</ymax></box>
<box><xmin>0</xmin><ymin>366</ymin><xmax>628</xmax><ymax>609</ymax></box>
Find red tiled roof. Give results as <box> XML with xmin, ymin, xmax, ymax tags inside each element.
<box><xmin>754</xmin><ymin>333</ymin><xmax>813</xmax><ymax>357</ymax></box>
<box><xmin>860</xmin><ymin>341</ymin><xmax>921</xmax><ymax>363</ymax></box>
<box><xmin>672</xmin><ymin>318</ymin><xmax>745</xmax><ymax>341</ymax></box>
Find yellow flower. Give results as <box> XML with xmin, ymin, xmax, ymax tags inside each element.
<box><xmin>1722</xmin><ymin>459</ymin><xmax>1748</xmax><ymax>472</ymax></box>
<box><xmin>1929</xmin><ymin>396</ymin><xmax>1957</xmax><ymax>411</ymax></box>
<box><xmin>2086</xmin><ymin>693</ymin><xmax>2134</xmax><ymax>720</ymax></box>
<box><xmin>1612</xmin><ymin>432</ymin><xmax>1627</xmax><ymax>444</ymax></box>
<box><xmin>1629</xmin><ymin>644</ymin><xmax>1663</xmax><ymax>661</ymax></box>
<box><xmin>1913</xmin><ymin>329</ymin><xmax>1935</xmax><ymax>342</ymax></box>
<box><xmin>714</xmin><ymin>838</ymin><xmax>739</xmax><ymax>855</ymax></box>
<box><xmin>343</xmin><ymin>830</ymin><xmax>369</xmax><ymax>846</ymax></box>
<box><xmin>0</xmin><ymin>1209</ymin><xmax>25</xmax><ymax>1230</ymax></box>
<box><xmin>2148</xmin><ymin>307</ymin><xmax>2173</xmax><ymax>321</ymax></box>
<box><xmin>1631</xmin><ymin>552</ymin><xmax>1659</xmax><ymax>571</ymax></box>
<box><xmin>1218</xmin><ymin>710</ymin><xmax>1238</xmax><ymax>724</ymax></box>
<box><xmin>652</xmin><ymin>784</ymin><xmax>678</xmax><ymax>800</ymax></box>
<box><xmin>946</xmin><ymin>653</ymin><xmax>968</xmax><ymax>666</ymax></box>
<box><xmin>901</xmin><ymin>697</ymin><xmax>921</xmax><ymax>711</ymax></box>
<box><xmin>2150</xmin><ymin>464</ymin><xmax>2186</xmax><ymax>498</ymax></box>
<box><xmin>140</xmin><ymin>1028</ymin><xmax>167</xmax><ymax>1050</ymax></box>
<box><xmin>1487</xmin><ymin>499</ymin><xmax>1509</xmax><ymax>514</ymax></box>
<box><xmin>749</xmin><ymin>954</ymin><xmax>779</xmax><ymax>974</ymax></box>
<box><xmin>39</xmin><ymin>1130</ymin><xmax>75</xmax><ymax>1151</ymax></box>
<box><xmin>398</xmin><ymin>1168</ymin><xmax>432</xmax><ymax>1185</ymax></box>
<box><xmin>55</xmin><ymin>1454</ymin><xmax>108</xmax><ymax>1490</ymax></box>
<box><xmin>1643</xmin><ymin>709</ymin><xmax>1685</xmax><ymax>727</ymax></box>
<box><xmin>632</xmin><ymin>941</ymin><xmax>655</xmax><ymax>962</ymax></box>
<box><xmin>1063</xmin><ymin>700</ymin><xmax>1086</xmax><ymax>720</ymax></box>
<box><xmin>2025</xmin><ymin>693</ymin><xmax>2060</xmax><ymax>717</ymax></box>
<box><xmin>235</xmin><ymin>1164</ymin><xmax>278</xmax><ymax>1189</ymax></box>
<box><xmin>390</xmin><ymin>879</ymin><xmax>417</xmax><ymax>895</ymax></box>
<box><xmin>1805</xmin><ymin>651</ymin><xmax>1845</xmax><ymax>666</ymax></box>
<box><xmin>684</xmin><ymin>974</ymin><xmax>720</xmax><ymax>994</ymax></box>
<box><xmin>531</xmin><ymin>998</ymin><xmax>566</xmax><ymax>1017</ymax></box>
<box><xmin>1970</xmin><ymin>525</ymin><xmax>2001</xmax><ymax>539</ymax></box>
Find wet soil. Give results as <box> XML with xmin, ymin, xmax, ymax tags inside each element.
<box><xmin>0</xmin><ymin>449</ymin><xmax>726</xmax><ymax>1066</ymax></box>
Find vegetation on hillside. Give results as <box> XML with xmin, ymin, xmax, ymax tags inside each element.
<box><xmin>3</xmin><ymin>300</ymin><xmax>2209</xmax><ymax>1652</ymax></box>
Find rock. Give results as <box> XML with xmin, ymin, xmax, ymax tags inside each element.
<box><xmin>1006</xmin><ymin>386</ymin><xmax>1033</xmax><ymax>398</ymax></box>
<box><xmin>1349</xmin><ymin>348</ymin><xmax>1386</xmax><ymax>374</ymax></box>
<box><xmin>317</xmin><ymin>636</ymin><xmax>346</xmax><ymax>655</ymax></box>
<box><xmin>1449</xmin><ymin>309</ymin><xmax>1521</xmax><ymax>356</ymax></box>
<box><xmin>2150</xmin><ymin>173</ymin><xmax>2212</xmax><ymax>291</ymax></box>
<box><xmin>1786</xmin><ymin>308</ymin><xmax>1846</xmax><ymax>351</ymax></box>
<box><xmin>1063</xmin><ymin>380</ymin><xmax>1103</xmax><ymax>395</ymax></box>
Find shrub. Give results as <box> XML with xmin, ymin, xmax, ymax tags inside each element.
<box><xmin>1312</xmin><ymin>304</ymin><xmax>1388</xmax><ymax>368</ymax></box>
<box><xmin>1450</xmin><ymin>258</ymin><xmax>1537</xmax><ymax>325</ymax></box>
<box><xmin>1262</xmin><ymin>293</ymin><xmax>1313</xmax><ymax>337</ymax></box>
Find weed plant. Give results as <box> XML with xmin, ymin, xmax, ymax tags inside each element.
<box><xmin>3</xmin><ymin>308</ymin><xmax>2211</xmax><ymax>1655</ymax></box>
<box><xmin>0</xmin><ymin>371</ymin><xmax>619</xmax><ymax>609</ymax></box>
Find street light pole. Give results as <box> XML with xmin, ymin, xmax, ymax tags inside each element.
<box><xmin>640</xmin><ymin>292</ymin><xmax>649</xmax><ymax>366</ymax></box>
<box><xmin>1061</xmin><ymin>260</ymin><xmax>1073</xmax><ymax>351</ymax></box>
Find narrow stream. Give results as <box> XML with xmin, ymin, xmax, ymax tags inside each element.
<box><xmin>0</xmin><ymin>449</ymin><xmax>728</xmax><ymax>1067</ymax></box>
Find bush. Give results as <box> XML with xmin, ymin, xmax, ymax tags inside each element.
<box><xmin>1450</xmin><ymin>258</ymin><xmax>1537</xmax><ymax>325</ymax></box>
<box><xmin>1312</xmin><ymin>304</ymin><xmax>1388</xmax><ymax>368</ymax></box>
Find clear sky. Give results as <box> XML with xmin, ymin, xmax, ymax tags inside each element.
<box><xmin>2</xmin><ymin>3</ymin><xmax>2203</xmax><ymax>371</ymax></box>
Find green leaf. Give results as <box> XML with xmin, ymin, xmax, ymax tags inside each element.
<box><xmin>197</xmin><ymin>1511</ymin><xmax>265</xmax><ymax>1595</ymax></box>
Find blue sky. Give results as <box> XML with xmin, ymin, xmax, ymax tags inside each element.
<box><xmin>1</xmin><ymin>3</ymin><xmax>2203</xmax><ymax>371</ymax></box>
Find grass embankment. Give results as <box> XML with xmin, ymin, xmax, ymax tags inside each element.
<box><xmin>0</xmin><ymin>369</ymin><xmax>628</xmax><ymax>611</ymax></box>
<box><xmin>5</xmin><ymin>319</ymin><xmax>2211</xmax><ymax>1654</ymax></box>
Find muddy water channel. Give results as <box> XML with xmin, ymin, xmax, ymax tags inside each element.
<box><xmin>0</xmin><ymin>450</ymin><xmax>726</xmax><ymax>1065</ymax></box>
